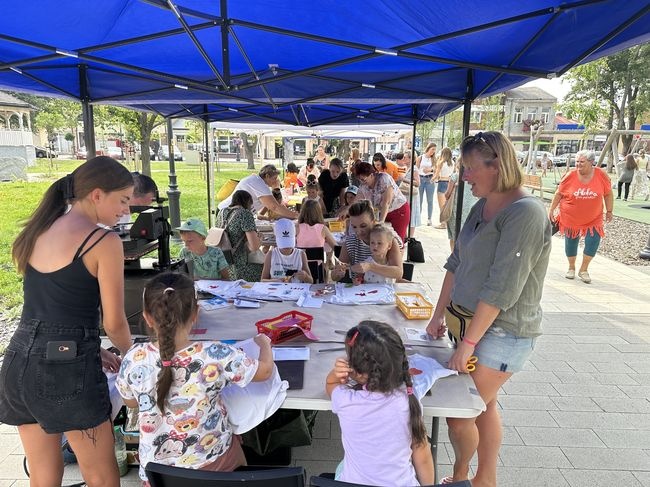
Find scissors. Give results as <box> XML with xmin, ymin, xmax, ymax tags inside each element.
<box><xmin>466</xmin><ymin>355</ymin><xmax>478</xmax><ymax>372</ymax></box>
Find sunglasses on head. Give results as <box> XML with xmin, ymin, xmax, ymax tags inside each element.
<box><xmin>464</xmin><ymin>132</ymin><xmax>497</xmax><ymax>158</ymax></box>
<box><xmin>306</xmin><ymin>179</ymin><xmax>318</xmax><ymax>186</ymax></box>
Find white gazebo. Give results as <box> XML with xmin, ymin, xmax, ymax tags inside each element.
<box><xmin>0</xmin><ymin>91</ymin><xmax>35</xmax><ymax>180</ymax></box>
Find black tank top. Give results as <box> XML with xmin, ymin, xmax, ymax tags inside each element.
<box><xmin>21</xmin><ymin>228</ymin><xmax>112</xmax><ymax>326</ymax></box>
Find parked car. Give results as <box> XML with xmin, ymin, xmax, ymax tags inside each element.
<box><xmin>75</xmin><ymin>147</ymin><xmax>87</xmax><ymax>159</ymax></box>
<box><xmin>34</xmin><ymin>146</ymin><xmax>57</xmax><ymax>158</ymax></box>
<box><xmin>159</xmin><ymin>146</ymin><xmax>183</xmax><ymax>161</ymax></box>
<box><xmin>107</xmin><ymin>146</ymin><xmax>125</xmax><ymax>160</ymax></box>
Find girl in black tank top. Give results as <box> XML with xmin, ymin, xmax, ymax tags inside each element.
<box><xmin>1</xmin><ymin>157</ymin><xmax>134</xmax><ymax>486</ymax></box>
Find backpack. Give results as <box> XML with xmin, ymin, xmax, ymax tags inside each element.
<box><xmin>205</xmin><ymin>209</ymin><xmax>245</xmax><ymax>264</ymax></box>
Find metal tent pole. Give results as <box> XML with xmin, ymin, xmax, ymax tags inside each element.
<box><xmin>407</xmin><ymin>107</ymin><xmax>417</xmax><ymax>240</ymax></box>
<box><xmin>79</xmin><ymin>64</ymin><xmax>96</xmax><ymax>158</ymax></box>
<box><xmin>455</xmin><ymin>70</ymin><xmax>473</xmax><ymax>239</ymax></box>
<box><xmin>166</xmin><ymin>118</ymin><xmax>181</xmax><ymax>230</ymax></box>
<box><xmin>203</xmin><ymin>108</ymin><xmax>212</xmax><ymax>226</ymax></box>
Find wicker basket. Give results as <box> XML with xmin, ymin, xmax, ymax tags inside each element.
<box><xmin>328</xmin><ymin>220</ymin><xmax>346</xmax><ymax>232</ymax></box>
<box><xmin>395</xmin><ymin>292</ymin><xmax>434</xmax><ymax>320</ymax></box>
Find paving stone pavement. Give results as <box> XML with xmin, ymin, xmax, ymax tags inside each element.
<box><xmin>1</xmin><ymin>208</ymin><xmax>649</xmax><ymax>486</ymax></box>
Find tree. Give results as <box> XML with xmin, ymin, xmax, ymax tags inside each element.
<box><xmin>238</xmin><ymin>132</ymin><xmax>256</xmax><ymax>170</ymax></box>
<box><xmin>95</xmin><ymin>106</ymin><xmax>164</xmax><ymax>175</ymax></box>
<box><xmin>562</xmin><ymin>44</ymin><xmax>650</xmax><ymax>154</ymax></box>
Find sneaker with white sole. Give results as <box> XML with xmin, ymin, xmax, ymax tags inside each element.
<box><xmin>565</xmin><ymin>269</ymin><xmax>575</xmax><ymax>279</ymax></box>
<box><xmin>578</xmin><ymin>271</ymin><xmax>591</xmax><ymax>283</ymax></box>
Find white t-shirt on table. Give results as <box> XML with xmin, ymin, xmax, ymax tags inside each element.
<box><xmin>218</xmin><ymin>174</ymin><xmax>271</xmax><ymax>212</ymax></box>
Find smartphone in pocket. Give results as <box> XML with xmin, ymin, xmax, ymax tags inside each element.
<box><xmin>46</xmin><ymin>341</ymin><xmax>77</xmax><ymax>360</ymax></box>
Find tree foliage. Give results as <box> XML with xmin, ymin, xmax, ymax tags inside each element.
<box><xmin>562</xmin><ymin>44</ymin><xmax>650</xmax><ymax>154</ymax></box>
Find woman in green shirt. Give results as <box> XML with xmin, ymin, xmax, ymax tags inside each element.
<box><xmin>427</xmin><ymin>132</ymin><xmax>551</xmax><ymax>487</ymax></box>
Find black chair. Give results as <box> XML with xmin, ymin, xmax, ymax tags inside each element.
<box><xmin>300</xmin><ymin>247</ymin><xmax>326</xmax><ymax>283</ymax></box>
<box><xmin>310</xmin><ymin>475</ymin><xmax>470</xmax><ymax>487</ymax></box>
<box><xmin>145</xmin><ymin>462</ymin><xmax>305</xmax><ymax>487</ymax></box>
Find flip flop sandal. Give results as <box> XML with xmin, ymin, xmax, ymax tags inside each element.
<box><xmin>440</xmin><ymin>476</ymin><xmax>455</xmax><ymax>484</ymax></box>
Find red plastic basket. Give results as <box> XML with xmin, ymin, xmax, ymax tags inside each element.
<box><xmin>255</xmin><ymin>311</ymin><xmax>314</xmax><ymax>344</ymax></box>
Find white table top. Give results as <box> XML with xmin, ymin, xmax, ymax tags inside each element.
<box><xmin>196</xmin><ymin>283</ymin><xmax>485</xmax><ymax>419</ymax></box>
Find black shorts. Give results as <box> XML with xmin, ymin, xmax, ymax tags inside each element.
<box><xmin>0</xmin><ymin>319</ymin><xmax>111</xmax><ymax>434</ymax></box>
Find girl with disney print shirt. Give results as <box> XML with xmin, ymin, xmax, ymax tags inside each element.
<box><xmin>116</xmin><ymin>272</ymin><xmax>273</xmax><ymax>483</ymax></box>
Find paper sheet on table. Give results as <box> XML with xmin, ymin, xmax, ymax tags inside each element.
<box><xmin>251</xmin><ymin>282</ymin><xmax>313</xmax><ymax>301</ymax></box>
<box><xmin>195</xmin><ymin>279</ymin><xmax>247</xmax><ymax>298</ymax></box>
<box><xmin>327</xmin><ymin>283</ymin><xmax>395</xmax><ymax>305</ymax></box>
<box><xmin>404</xmin><ymin>327</ymin><xmax>434</xmax><ymax>343</ymax></box>
<box><xmin>234</xmin><ymin>299</ymin><xmax>261</xmax><ymax>308</ymax></box>
<box><xmin>272</xmin><ymin>346</ymin><xmax>310</xmax><ymax>361</ymax></box>
<box><xmin>198</xmin><ymin>296</ymin><xmax>229</xmax><ymax>311</ymax></box>
<box><xmin>296</xmin><ymin>292</ymin><xmax>323</xmax><ymax>308</ymax></box>
<box><xmin>220</xmin><ymin>338</ymin><xmax>289</xmax><ymax>434</ymax></box>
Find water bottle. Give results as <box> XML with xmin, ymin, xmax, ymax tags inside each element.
<box><xmin>114</xmin><ymin>426</ymin><xmax>128</xmax><ymax>477</ymax></box>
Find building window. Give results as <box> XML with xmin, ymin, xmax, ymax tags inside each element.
<box><xmin>526</xmin><ymin>108</ymin><xmax>537</xmax><ymax>120</ymax></box>
<box><xmin>541</xmin><ymin>108</ymin><xmax>550</xmax><ymax>124</ymax></box>
<box><xmin>514</xmin><ymin>108</ymin><xmax>522</xmax><ymax>124</ymax></box>
<box><xmin>294</xmin><ymin>140</ymin><xmax>306</xmax><ymax>155</ymax></box>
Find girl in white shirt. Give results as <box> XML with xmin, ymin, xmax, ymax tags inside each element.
<box><xmin>433</xmin><ymin>147</ymin><xmax>455</xmax><ymax>229</ymax></box>
<box><xmin>416</xmin><ymin>143</ymin><xmax>437</xmax><ymax>225</ymax></box>
<box><xmin>262</xmin><ymin>218</ymin><xmax>313</xmax><ymax>283</ymax></box>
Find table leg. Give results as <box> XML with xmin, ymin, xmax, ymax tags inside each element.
<box><xmin>431</xmin><ymin>416</ymin><xmax>440</xmax><ymax>484</ymax></box>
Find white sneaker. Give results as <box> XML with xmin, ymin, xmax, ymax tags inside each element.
<box><xmin>427</xmin><ymin>220</ymin><xmax>432</xmax><ymax>226</ymax></box>
<box><xmin>578</xmin><ymin>271</ymin><xmax>591</xmax><ymax>283</ymax></box>
<box><xmin>565</xmin><ymin>269</ymin><xmax>575</xmax><ymax>279</ymax></box>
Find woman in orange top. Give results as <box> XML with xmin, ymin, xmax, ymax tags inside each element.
<box><xmin>372</xmin><ymin>152</ymin><xmax>401</xmax><ymax>182</ymax></box>
<box><xmin>548</xmin><ymin>150</ymin><xmax>613</xmax><ymax>284</ymax></box>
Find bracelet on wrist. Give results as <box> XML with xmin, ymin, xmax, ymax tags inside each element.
<box><xmin>463</xmin><ymin>337</ymin><xmax>478</xmax><ymax>347</ymax></box>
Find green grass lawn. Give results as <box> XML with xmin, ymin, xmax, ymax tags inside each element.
<box><xmin>1</xmin><ymin>159</ymin><xmax>254</xmax><ymax>317</ymax></box>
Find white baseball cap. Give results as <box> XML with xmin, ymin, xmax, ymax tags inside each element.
<box><xmin>274</xmin><ymin>218</ymin><xmax>296</xmax><ymax>249</ymax></box>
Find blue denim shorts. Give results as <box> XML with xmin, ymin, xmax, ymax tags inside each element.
<box><xmin>437</xmin><ymin>180</ymin><xmax>449</xmax><ymax>193</ymax></box>
<box><xmin>0</xmin><ymin>319</ymin><xmax>111</xmax><ymax>434</ymax></box>
<box><xmin>473</xmin><ymin>325</ymin><xmax>536</xmax><ymax>373</ymax></box>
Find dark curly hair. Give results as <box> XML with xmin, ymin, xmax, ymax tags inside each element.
<box><xmin>345</xmin><ymin>321</ymin><xmax>427</xmax><ymax>446</ymax></box>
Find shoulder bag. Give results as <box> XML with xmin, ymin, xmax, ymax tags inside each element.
<box><xmin>444</xmin><ymin>302</ymin><xmax>473</xmax><ymax>345</ymax></box>
<box><xmin>439</xmin><ymin>186</ymin><xmax>457</xmax><ymax>223</ymax></box>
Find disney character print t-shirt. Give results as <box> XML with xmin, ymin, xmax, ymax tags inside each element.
<box><xmin>117</xmin><ymin>341</ymin><xmax>258</xmax><ymax>480</ymax></box>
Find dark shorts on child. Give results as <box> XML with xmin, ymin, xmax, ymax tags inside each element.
<box><xmin>0</xmin><ymin>320</ymin><xmax>111</xmax><ymax>434</ymax></box>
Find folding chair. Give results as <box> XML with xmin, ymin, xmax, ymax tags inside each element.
<box><xmin>146</xmin><ymin>462</ymin><xmax>305</xmax><ymax>487</ymax></box>
<box><xmin>300</xmin><ymin>247</ymin><xmax>326</xmax><ymax>283</ymax></box>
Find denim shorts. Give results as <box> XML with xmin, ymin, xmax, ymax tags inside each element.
<box><xmin>473</xmin><ymin>325</ymin><xmax>536</xmax><ymax>373</ymax></box>
<box><xmin>437</xmin><ymin>180</ymin><xmax>449</xmax><ymax>193</ymax></box>
<box><xmin>0</xmin><ymin>319</ymin><xmax>111</xmax><ymax>434</ymax></box>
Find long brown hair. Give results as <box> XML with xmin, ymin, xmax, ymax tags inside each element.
<box><xmin>345</xmin><ymin>321</ymin><xmax>427</xmax><ymax>446</ymax></box>
<box><xmin>298</xmin><ymin>199</ymin><xmax>325</xmax><ymax>225</ymax></box>
<box><xmin>625</xmin><ymin>154</ymin><xmax>638</xmax><ymax>171</ymax></box>
<box><xmin>142</xmin><ymin>272</ymin><xmax>198</xmax><ymax>413</ymax></box>
<box><xmin>12</xmin><ymin>156</ymin><xmax>133</xmax><ymax>274</ymax></box>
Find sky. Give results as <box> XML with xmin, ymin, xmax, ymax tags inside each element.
<box><xmin>522</xmin><ymin>76</ymin><xmax>572</xmax><ymax>103</ymax></box>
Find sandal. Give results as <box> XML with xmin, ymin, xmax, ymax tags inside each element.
<box><xmin>440</xmin><ymin>476</ymin><xmax>455</xmax><ymax>484</ymax></box>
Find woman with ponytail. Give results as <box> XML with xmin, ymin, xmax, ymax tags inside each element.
<box><xmin>0</xmin><ymin>156</ymin><xmax>135</xmax><ymax>486</ymax></box>
<box><xmin>116</xmin><ymin>272</ymin><xmax>273</xmax><ymax>484</ymax></box>
<box><xmin>325</xmin><ymin>321</ymin><xmax>434</xmax><ymax>486</ymax></box>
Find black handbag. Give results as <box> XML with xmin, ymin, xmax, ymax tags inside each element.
<box><xmin>406</xmin><ymin>237</ymin><xmax>425</xmax><ymax>263</ymax></box>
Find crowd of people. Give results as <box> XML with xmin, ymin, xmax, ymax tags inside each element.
<box><xmin>8</xmin><ymin>134</ymin><xmax>621</xmax><ymax>486</ymax></box>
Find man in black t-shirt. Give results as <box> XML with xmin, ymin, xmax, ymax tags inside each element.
<box><xmin>318</xmin><ymin>158</ymin><xmax>349</xmax><ymax>215</ymax></box>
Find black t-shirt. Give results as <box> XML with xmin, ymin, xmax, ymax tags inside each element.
<box><xmin>319</xmin><ymin>170</ymin><xmax>349</xmax><ymax>213</ymax></box>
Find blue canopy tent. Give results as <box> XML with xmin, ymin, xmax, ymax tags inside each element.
<box><xmin>0</xmin><ymin>0</ymin><xmax>648</xmax><ymax>228</ymax></box>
